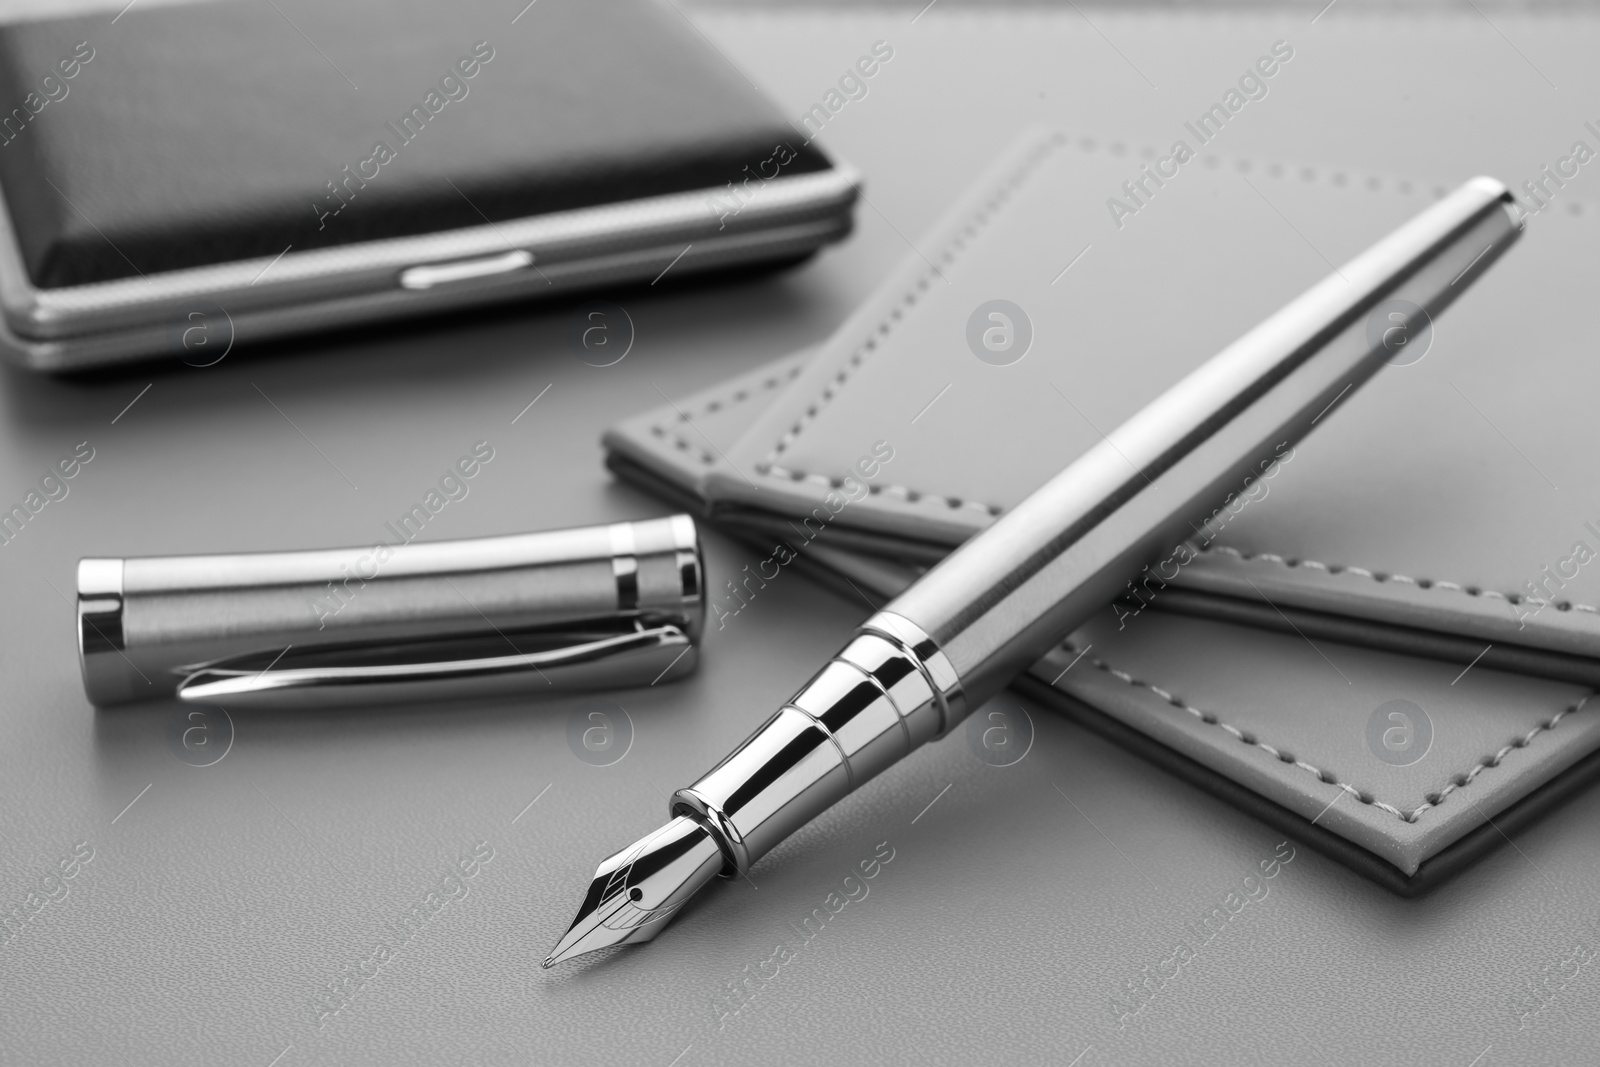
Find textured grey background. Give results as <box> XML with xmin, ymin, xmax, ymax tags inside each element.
<box><xmin>1</xmin><ymin>4</ymin><xmax>1599</xmax><ymax>1066</ymax></box>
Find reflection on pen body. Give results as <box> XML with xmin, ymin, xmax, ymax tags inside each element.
<box><xmin>545</xmin><ymin>177</ymin><xmax>1525</xmax><ymax>967</ymax></box>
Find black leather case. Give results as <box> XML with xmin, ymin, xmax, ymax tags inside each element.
<box><xmin>0</xmin><ymin>0</ymin><xmax>857</xmax><ymax>369</ymax></box>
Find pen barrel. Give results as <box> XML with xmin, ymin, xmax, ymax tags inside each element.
<box><xmin>78</xmin><ymin>515</ymin><xmax>703</xmax><ymax>705</ymax></box>
<box><xmin>887</xmin><ymin>177</ymin><xmax>1523</xmax><ymax>713</ymax></box>
<box><xmin>673</xmin><ymin>614</ymin><xmax>957</xmax><ymax>873</ymax></box>
<box><xmin>672</xmin><ymin>176</ymin><xmax>1522</xmax><ymax>880</ymax></box>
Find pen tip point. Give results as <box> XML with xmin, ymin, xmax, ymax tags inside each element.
<box><xmin>545</xmin><ymin>815</ymin><xmax>726</xmax><ymax>968</ymax></box>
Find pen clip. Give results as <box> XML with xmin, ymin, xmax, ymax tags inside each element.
<box><xmin>173</xmin><ymin>621</ymin><xmax>696</xmax><ymax>708</ymax></box>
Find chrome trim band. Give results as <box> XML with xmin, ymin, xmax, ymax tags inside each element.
<box><xmin>77</xmin><ymin>557</ymin><xmax>131</xmax><ymax>704</ymax></box>
<box><xmin>670</xmin><ymin>786</ymin><xmax>748</xmax><ymax>877</ymax></box>
<box><xmin>860</xmin><ymin>610</ymin><xmax>967</xmax><ymax>736</ymax></box>
<box><xmin>609</xmin><ymin>521</ymin><xmax>640</xmax><ymax>611</ymax></box>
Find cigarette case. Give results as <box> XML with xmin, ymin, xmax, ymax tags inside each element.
<box><xmin>0</xmin><ymin>0</ymin><xmax>856</xmax><ymax>371</ymax></box>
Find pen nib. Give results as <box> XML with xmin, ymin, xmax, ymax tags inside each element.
<box><xmin>543</xmin><ymin>814</ymin><xmax>726</xmax><ymax>968</ymax></box>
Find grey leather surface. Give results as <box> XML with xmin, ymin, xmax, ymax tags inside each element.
<box><xmin>6</xmin><ymin>5</ymin><xmax>1600</xmax><ymax>1066</ymax></box>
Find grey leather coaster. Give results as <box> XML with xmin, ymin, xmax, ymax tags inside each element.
<box><xmin>603</xmin><ymin>131</ymin><xmax>1600</xmax><ymax>882</ymax></box>
<box><xmin>606</xmin><ymin>352</ymin><xmax>1600</xmax><ymax>885</ymax></box>
<box><xmin>709</xmin><ymin>129</ymin><xmax>1600</xmax><ymax>662</ymax></box>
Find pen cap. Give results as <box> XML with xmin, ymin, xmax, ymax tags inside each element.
<box><xmin>78</xmin><ymin>514</ymin><xmax>704</xmax><ymax>707</ymax></box>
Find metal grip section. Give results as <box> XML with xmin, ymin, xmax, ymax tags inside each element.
<box><xmin>672</xmin><ymin>623</ymin><xmax>955</xmax><ymax>873</ymax></box>
<box><xmin>673</xmin><ymin>706</ymin><xmax>850</xmax><ymax>875</ymax></box>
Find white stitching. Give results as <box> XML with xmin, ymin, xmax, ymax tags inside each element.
<box><xmin>762</xmin><ymin>464</ymin><xmax>1000</xmax><ymax>515</ymax></box>
<box><xmin>642</xmin><ymin>371</ymin><xmax>1005</xmax><ymax>515</ymax></box>
<box><xmin>646</xmin><ymin>363</ymin><xmax>806</xmax><ymax>466</ymax></box>
<box><xmin>1202</xmin><ymin>544</ymin><xmax>1600</xmax><ymax>617</ymax></box>
<box><xmin>1059</xmin><ymin>641</ymin><xmax>1597</xmax><ymax>824</ymax></box>
<box><xmin>753</xmin><ymin>132</ymin><xmax>1068</xmax><ymax>509</ymax></box>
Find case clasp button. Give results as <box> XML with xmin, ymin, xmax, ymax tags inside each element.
<box><xmin>399</xmin><ymin>249</ymin><xmax>533</xmax><ymax>289</ymax></box>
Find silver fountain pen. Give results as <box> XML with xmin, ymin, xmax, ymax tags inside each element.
<box><xmin>545</xmin><ymin>177</ymin><xmax>1523</xmax><ymax>967</ymax></box>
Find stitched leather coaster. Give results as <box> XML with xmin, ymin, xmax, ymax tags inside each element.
<box><xmin>606</xmin><ymin>349</ymin><xmax>1600</xmax><ymax>886</ymax></box>
<box><xmin>709</xmin><ymin>130</ymin><xmax>1600</xmax><ymax>660</ymax></box>
<box><xmin>603</xmin><ymin>130</ymin><xmax>1600</xmax><ymax>882</ymax></box>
